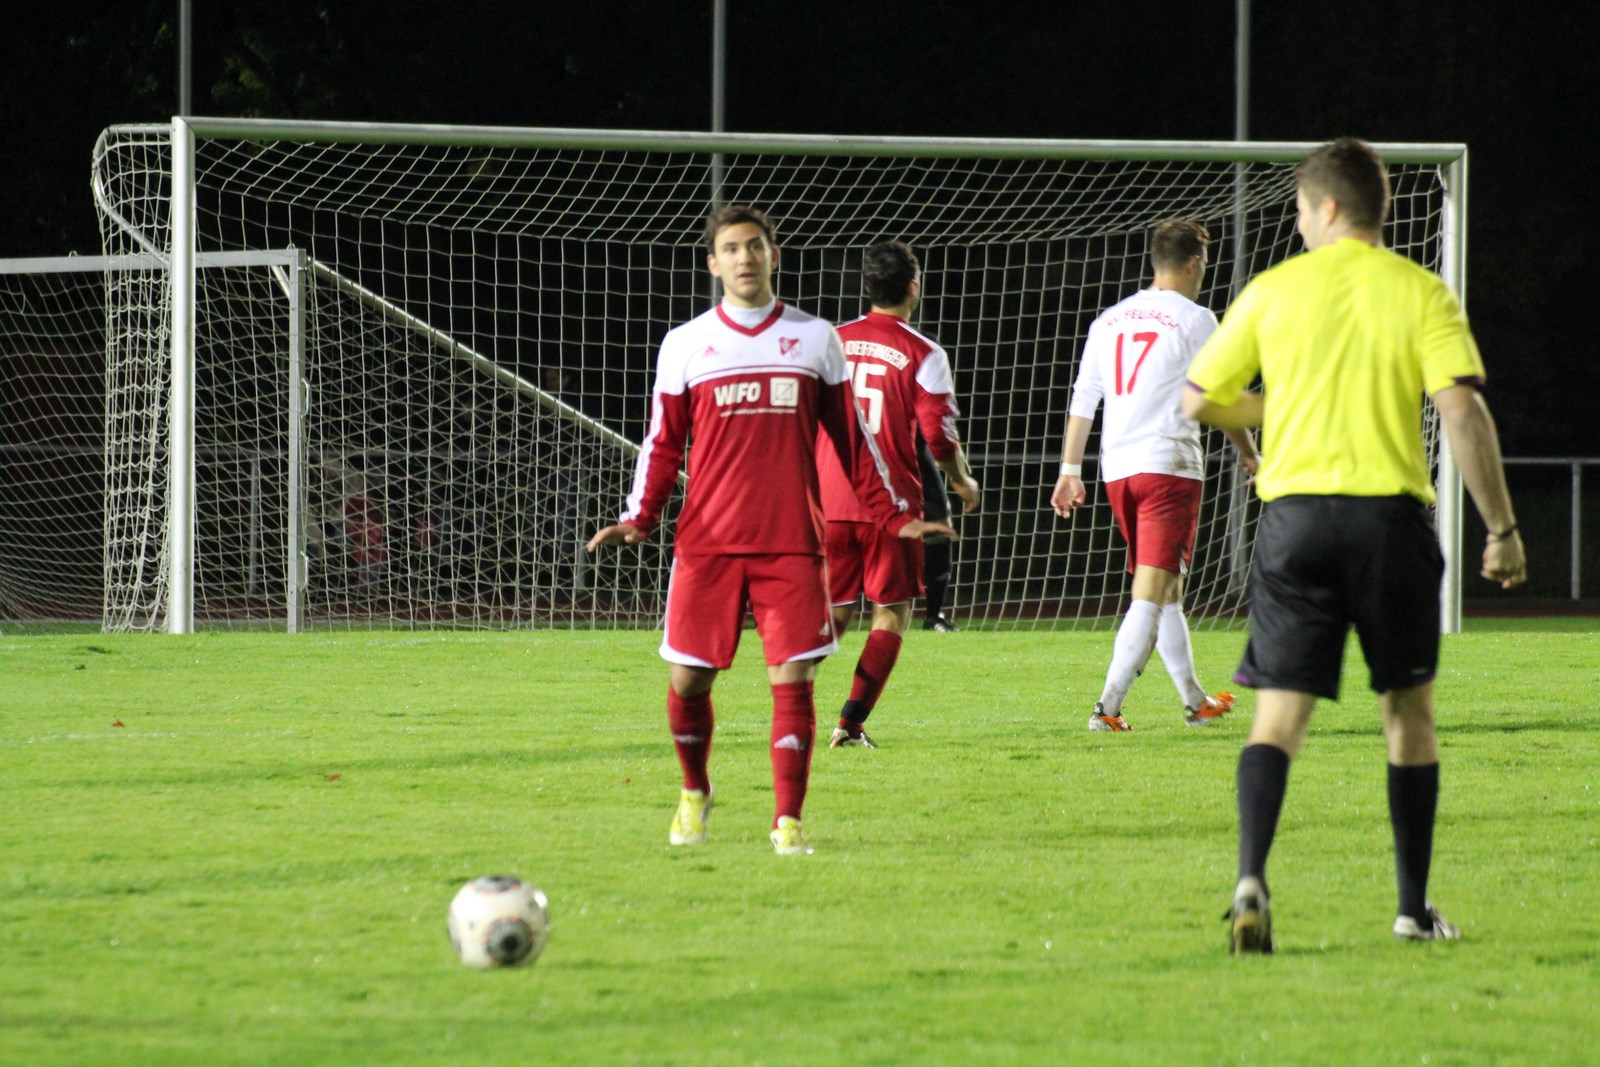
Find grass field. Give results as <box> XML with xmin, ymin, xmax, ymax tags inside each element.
<box><xmin>3</xmin><ymin>620</ymin><xmax>1597</xmax><ymax>1065</ymax></box>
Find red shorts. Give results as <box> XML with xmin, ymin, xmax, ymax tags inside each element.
<box><xmin>1104</xmin><ymin>473</ymin><xmax>1203</xmax><ymax>575</ymax></box>
<box><xmin>661</xmin><ymin>553</ymin><xmax>838</xmax><ymax>669</ymax></box>
<box><xmin>825</xmin><ymin>521</ymin><xmax>923</xmax><ymax>607</ymax></box>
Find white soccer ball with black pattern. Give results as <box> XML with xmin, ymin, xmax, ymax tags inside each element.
<box><xmin>447</xmin><ymin>875</ymin><xmax>550</xmax><ymax>969</ymax></box>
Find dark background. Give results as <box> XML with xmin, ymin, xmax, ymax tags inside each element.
<box><xmin>5</xmin><ymin>1</ymin><xmax>1594</xmax><ymax>454</ymax></box>
<box><xmin>3</xmin><ymin>2</ymin><xmax>1597</xmax><ymax>609</ymax></box>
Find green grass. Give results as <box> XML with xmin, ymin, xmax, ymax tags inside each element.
<box><xmin>2</xmin><ymin>623</ymin><xmax>1597</xmax><ymax>1065</ymax></box>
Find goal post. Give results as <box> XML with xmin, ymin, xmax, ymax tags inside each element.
<box><xmin>82</xmin><ymin>117</ymin><xmax>1467</xmax><ymax>634</ymax></box>
<box><xmin>1436</xmin><ymin>150</ymin><xmax>1470</xmax><ymax>635</ymax></box>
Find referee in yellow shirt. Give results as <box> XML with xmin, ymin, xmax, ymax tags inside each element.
<box><xmin>1183</xmin><ymin>138</ymin><xmax>1527</xmax><ymax>954</ymax></box>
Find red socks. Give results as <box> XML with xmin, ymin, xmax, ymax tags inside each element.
<box><xmin>667</xmin><ymin>688</ymin><xmax>713</xmax><ymax>794</ymax></box>
<box><xmin>770</xmin><ymin>680</ymin><xmax>816</xmax><ymax>824</ymax></box>
<box><xmin>673</xmin><ymin>681</ymin><xmax>818</xmax><ymax>826</ymax></box>
<box><xmin>839</xmin><ymin>629</ymin><xmax>903</xmax><ymax>729</ymax></box>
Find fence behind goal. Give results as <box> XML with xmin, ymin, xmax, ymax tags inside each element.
<box><xmin>33</xmin><ymin>121</ymin><xmax>1465</xmax><ymax>633</ymax></box>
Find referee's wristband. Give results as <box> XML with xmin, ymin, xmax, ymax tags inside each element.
<box><xmin>1487</xmin><ymin>524</ymin><xmax>1519</xmax><ymax>541</ymax></box>
<box><xmin>1059</xmin><ymin>462</ymin><xmax>1082</xmax><ymax>477</ymax></box>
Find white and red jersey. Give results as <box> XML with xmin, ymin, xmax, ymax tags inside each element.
<box><xmin>817</xmin><ymin>311</ymin><xmax>963</xmax><ymax>523</ymax></box>
<box><xmin>622</xmin><ymin>299</ymin><xmax>910</xmax><ymax>556</ymax></box>
<box><xmin>1069</xmin><ymin>287</ymin><xmax>1218</xmax><ymax>483</ymax></box>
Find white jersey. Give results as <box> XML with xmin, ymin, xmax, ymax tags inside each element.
<box><xmin>1068</xmin><ymin>287</ymin><xmax>1218</xmax><ymax>483</ymax></box>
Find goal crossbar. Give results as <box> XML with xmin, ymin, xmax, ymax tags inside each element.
<box><xmin>176</xmin><ymin>116</ymin><xmax>1465</xmax><ymax>165</ymax></box>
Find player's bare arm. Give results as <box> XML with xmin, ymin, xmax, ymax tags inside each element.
<box><xmin>585</xmin><ymin>522</ymin><xmax>647</xmax><ymax>552</ymax></box>
<box><xmin>1223</xmin><ymin>428</ymin><xmax>1261</xmax><ymax>478</ymax></box>
<box><xmin>1181</xmin><ymin>383</ymin><xmax>1263</xmax><ymax>430</ymax></box>
<box><xmin>938</xmin><ymin>449</ymin><xmax>981</xmax><ymax>513</ymax></box>
<box><xmin>1050</xmin><ymin>414</ymin><xmax>1093</xmax><ymax>517</ymax></box>
<box><xmin>1431</xmin><ymin>383</ymin><xmax>1526</xmax><ymax>589</ymax></box>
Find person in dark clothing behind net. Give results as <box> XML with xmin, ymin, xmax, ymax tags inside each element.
<box><xmin>917</xmin><ymin>436</ymin><xmax>959</xmax><ymax>632</ymax></box>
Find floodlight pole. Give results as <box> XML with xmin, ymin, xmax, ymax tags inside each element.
<box><xmin>1230</xmin><ymin>0</ymin><xmax>1251</xmax><ymax>297</ymax></box>
<box><xmin>709</xmin><ymin>0</ymin><xmax>727</xmax><ymax>304</ymax></box>
<box><xmin>179</xmin><ymin>0</ymin><xmax>192</xmax><ymax>116</ymax></box>
<box><xmin>711</xmin><ymin>0</ymin><xmax>726</xmax><ymax>147</ymax></box>
<box><xmin>1224</xmin><ymin>0</ymin><xmax>1253</xmax><ymax>595</ymax></box>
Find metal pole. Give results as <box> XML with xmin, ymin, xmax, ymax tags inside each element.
<box><xmin>286</xmin><ymin>252</ymin><xmax>307</xmax><ymax>632</ymax></box>
<box><xmin>710</xmin><ymin>0</ymin><xmax>726</xmax><ymax>201</ymax></box>
<box><xmin>1437</xmin><ymin>151</ymin><xmax>1469</xmax><ymax>633</ymax></box>
<box><xmin>1224</xmin><ymin>0</ymin><xmax>1252</xmax><ymax>595</ymax></box>
<box><xmin>1229</xmin><ymin>0</ymin><xmax>1250</xmax><ymax>298</ymax></box>
<box><xmin>709</xmin><ymin>0</ymin><xmax>727</xmax><ymax>307</ymax></box>
<box><xmin>167</xmin><ymin>117</ymin><xmax>196</xmax><ymax>633</ymax></box>
<box><xmin>1235</xmin><ymin>0</ymin><xmax>1250</xmax><ymax>142</ymax></box>
<box><xmin>179</xmin><ymin>0</ymin><xmax>192</xmax><ymax>116</ymax></box>
<box><xmin>1573</xmin><ymin>462</ymin><xmax>1583</xmax><ymax>601</ymax></box>
<box><xmin>711</xmin><ymin>0</ymin><xmax>726</xmax><ymax>139</ymax></box>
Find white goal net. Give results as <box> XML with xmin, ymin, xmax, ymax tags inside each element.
<box><xmin>1</xmin><ymin>261</ymin><xmax>111</xmax><ymax>627</ymax></box>
<box><xmin>77</xmin><ymin>121</ymin><xmax>1463</xmax><ymax>633</ymax></box>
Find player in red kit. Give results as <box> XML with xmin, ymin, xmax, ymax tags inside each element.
<box><xmin>817</xmin><ymin>240</ymin><xmax>980</xmax><ymax>748</ymax></box>
<box><xmin>587</xmin><ymin>206</ymin><xmax>957</xmax><ymax>855</ymax></box>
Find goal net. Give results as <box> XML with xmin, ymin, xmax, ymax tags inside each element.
<box><xmin>85</xmin><ymin>121</ymin><xmax>1463</xmax><ymax>633</ymax></box>
<box><xmin>1</xmin><ymin>260</ymin><xmax>114</xmax><ymax>628</ymax></box>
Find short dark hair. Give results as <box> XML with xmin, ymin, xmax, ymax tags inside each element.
<box><xmin>704</xmin><ymin>204</ymin><xmax>776</xmax><ymax>250</ymax></box>
<box><xmin>1296</xmin><ymin>137</ymin><xmax>1391</xmax><ymax>230</ymax></box>
<box><xmin>1150</xmin><ymin>219</ymin><xmax>1210</xmax><ymax>272</ymax></box>
<box><xmin>861</xmin><ymin>240</ymin><xmax>920</xmax><ymax>307</ymax></box>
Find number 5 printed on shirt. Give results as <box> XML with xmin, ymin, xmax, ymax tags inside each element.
<box><xmin>1114</xmin><ymin>332</ymin><xmax>1159</xmax><ymax>395</ymax></box>
<box><xmin>847</xmin><ymin>360</ymin><xmax>887</xmax><ymax>434</ymax></box>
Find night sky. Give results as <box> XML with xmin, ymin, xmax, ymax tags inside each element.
<box><xmin>6</xmin><ymin>0</ymin><xmax>1597</xmax><ymax>463</ymax></box>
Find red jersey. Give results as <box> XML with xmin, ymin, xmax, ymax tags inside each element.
<box><xmin>622</xmin><ymin>300</ymin><xmax>910</xmax><ymax>556</ymax></box>
<box><xmin>817</xmin><ymin>311</ymin><xmax>963</xmax><ymax>523</ymax></box>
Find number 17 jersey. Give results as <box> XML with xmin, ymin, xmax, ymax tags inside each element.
<box><xmin>1068</xmin><ymin>287</ymin><xmax>1218</xmax><ymax>484</ymax></box>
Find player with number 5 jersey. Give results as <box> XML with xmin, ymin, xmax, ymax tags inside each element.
<box><xmin>816</xmin><ymin>240</ymin><xmax>980</xmax><ymax>749</ymax></box>
<box><xmin>1051</xmin><ymin>220</ymin><xmax>1258</xmax><ymax>733</ymax></box>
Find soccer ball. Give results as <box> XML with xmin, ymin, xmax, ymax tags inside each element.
<box><xmin>446</xmin><ymin>875</ymin><xmax>550</xmax><ymax>969</ymax></box>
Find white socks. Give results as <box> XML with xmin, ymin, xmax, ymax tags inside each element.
<box><xmin>1099</xmin><ymin>600</ymin><xmax>1209</xmax><ymax>714</ymax></box>
<box><xmin>1157</xmin><ymin>601</ymin><xmax>1209</xmax><ymax>709</ymax></box>
<box><xmin>1098</xmin><ymin>599</ymin><xmax>1161</xmax><ymax>714</ymax></box>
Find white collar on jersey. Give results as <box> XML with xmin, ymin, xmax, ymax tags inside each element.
<box><xmin>719</xmin><ymin>297</ymin><xmax>778</xmax><ymax>329</ymax></box>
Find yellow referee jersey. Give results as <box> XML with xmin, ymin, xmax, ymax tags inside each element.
<box><xmin>1187</xmin><ymin>238</ymin><xmax>1485</xmax><ymax>503</ymax></box>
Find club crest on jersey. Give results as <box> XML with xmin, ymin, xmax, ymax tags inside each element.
<box><xmin>778</xmin><ymin>337</ymin><xmax>801</xmax><ymax>359</ymax></box>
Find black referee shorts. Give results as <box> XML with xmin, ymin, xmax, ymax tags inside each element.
<box><xmin>1236</xmin><ymin>495</ymin><xmax>1444</xmax><ymax>701</ymax></box>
